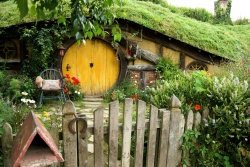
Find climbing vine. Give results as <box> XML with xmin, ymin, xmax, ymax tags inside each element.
<box><xmin>214</xmin><ymin>0</ymin><xmax>232</xmax><ymax>24</ymax></box>
<box><xmin>19</xmin><ymin>23</ymin><xmax>70</xmax><ymax>77</ymax></box>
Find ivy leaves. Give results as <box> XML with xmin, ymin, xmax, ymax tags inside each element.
<box><xmin>15</xmin><ymin>0</ymin><xmax>123</xmax><ymax>43</ymax></box>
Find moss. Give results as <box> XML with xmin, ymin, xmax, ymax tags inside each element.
<box><xmin>0</xmin><ymin>0</ymin><xmax>249</xmax><ymax>60</ymax></box>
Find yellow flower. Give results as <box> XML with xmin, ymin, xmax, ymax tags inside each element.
<box><xmin>43</xmin><ymin>111</ymin><xmax>47</xmax><ymax>114</ymax></box>
<box><xmin>48</xmin><ymin>118</ymin><xmax>51</xmax><ymax>121</ymax></box>
<box><xmin>37</xmin><ymin>116</ymin><xmax>41</xmax><ymax>119</ymax></box>
<box><xmin>16</xmin><ymin>122</ymin><xmax>18</xmax><ymax>125</ymax></box>
<box><xmin>44</xmin><ymin>113</ymin><xmax>49</xmax><ymax>117</ymax></box>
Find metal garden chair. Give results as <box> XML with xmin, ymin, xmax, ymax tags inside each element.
<box><xmin>39</xmin><ymin>69</ymin><xmax>66</xmax><ymax>106</ymax></box>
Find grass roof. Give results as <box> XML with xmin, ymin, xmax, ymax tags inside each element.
<box><xmin>1</xmin><ymin>0</ymin><xmax>249</xmax><ymax>60</ymax></box>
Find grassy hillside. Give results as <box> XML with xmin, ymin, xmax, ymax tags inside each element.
<box><xmin>0</xmin><ymin>0</ymin><xmax>249</xmax><ymax>60</ymax></box>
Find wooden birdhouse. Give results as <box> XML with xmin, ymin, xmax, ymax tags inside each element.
<box><xmin>10</xmin><ymin>111</ymin><xmax>64</xmax><ymax>167</ymax></box>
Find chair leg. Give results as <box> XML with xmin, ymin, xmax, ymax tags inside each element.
<box><xmin>62</xmin><ymin>91</ymin><xmax>66</xmax><ymax>101</ymax></box>
<box><xmin>39</xmin><ymin>91</ymin><xmax>43</xmax><ymax>107</ymax></box>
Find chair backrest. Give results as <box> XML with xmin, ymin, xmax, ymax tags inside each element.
<box><xmin>40</xmin><ymin>69</ymin><xmax>62</xmax><ymax>80</ymax></box>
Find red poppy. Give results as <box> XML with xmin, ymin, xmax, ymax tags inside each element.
<box><xmin>66</xmin><ymin>74</ymin><xmax>70</xmax><ymax>79</ymax></box>
<box><xmin>133</xmin><ymin>94</ymin><xmax>136</xmax><ymax>97</ymax></box>
<box><xmin>63</xmin><ymin>89</ymin><xmax>67</xmax><ymax>93</ymax></box>
<box><xmin>192</xmin><ymin>140</ymin><xmax>195</xmax><ymax>144</ymax></box>
<box><xmin>72</xmin><ymin>77</ymin><xmax>76</xmax><ymax>80</ymax></box>
<box><xmin>195</xmin><ymin>146</ymin><xmax>198</xmax><ymax>148</ymax></box>
<box><xmin>137</xmin><ymin>96</ymin><xmax>141</xmax><ymax>99</ymax></box>
<box><xmin>131</xmin><ymin>97</ymin><xmax>135</xmax><ymax>101</ymax></box>
<box><xmin>188</xmin><ymin>102</ymin><xmax>192</xmax><ymax>106</ymax></box>
<box><xmin>105</xmin><ymin>120</ymin><xmax>108</xmax><ymax>122</ymax></box>
<box><xmin>195</xmin><ymin>104</ymin><xmax>200</xmax><ymax>111</ymax></box>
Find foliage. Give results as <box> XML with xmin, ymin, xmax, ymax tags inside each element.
<box><xmin>64</xmin><ymin>74</ymin><xmax>83</xmax><ymax>101</ymax></box>
<box><xmin>0</xmin><ymin>70</ymin><xmax>38</xmax><ymax>103</ymax></box>
<box><xmin>234</xmin><ymin>18</ymin><xmax>250</xmax><ymax>25</ymax></box>
<box><xmin>214</xmin><ymin>0</ymin><xmax>232</xmax><ymax>25</ymax></box>
<box><xmin>104</xmin><ymin>75</ymin><xmax>139</xmax><ymax>102</ymax></box>
<box><xmin>19</xmin><ymin>24</ymin><xmax>69</xmax><ymax>77</ymax></box>
<box><xmin>13</xmin><ymin>0</ymin><xmax>123</xmax><ymax>43</ymax></box>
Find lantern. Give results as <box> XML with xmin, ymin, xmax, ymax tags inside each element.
<box><xmin>59</xmin><ymin>46</ymin><xmax>65</xmax><ymax>57</ymax></box>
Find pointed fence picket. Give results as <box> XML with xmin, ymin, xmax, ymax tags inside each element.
<box><xmin>1</xmin><ymin>95</ymin><xmax>209</xmax><ymax>167</ymax></box>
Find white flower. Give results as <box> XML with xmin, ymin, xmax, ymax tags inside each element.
<box><xmin>244</xmin><ymin>80</ymin><xmax>248</xmax><ymax>89</ymax></box>
<box><xmin>75</xmin><ymin>91</ymin><xmax>77</xmax><ymax>94</ymax></box>
<box><xmin>21</xmin><ymin>98</ymin><xmax>25</xmax><ymax>102</ymax></box>
<box><xmin>150</xmin><ymin>81</ymin><xmax>153</xmax><ymax>83</ymax></box>
<box><xmin>134</xmin><ymin>81</ymin><xmax>137</xmax><ymax>83</ymax></box>
<box><xmin>78</xmin><ymin>92</ymin><xmax>80</xmax><ymax>95</ymax></box>
<box><xmin>29</xmin><ymin>100</ymin><xmax>35</xmax><ymax>104</ymax></box>
<box><xmin>135</xmin><ymin>75</ymin><xmax>137</xmax><ymax>77</ymax></box>
<box><xmin>22</xmin><ymin>92</ymin><xmax>28</xmax><ymax>96</ymax></box>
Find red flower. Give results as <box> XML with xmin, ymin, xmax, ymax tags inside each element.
<box><xmin>199</xmin><ymin>145</ymin><xmax>201</xmax><ymax>149</ymax></box>
<box><xmin>195</xmin><ymin>146</ymin><xmax>198</xmax><ymax>149</ymax></box>
<box><xmin>137</xmin><ymin>96</ymin><xmax>141</xmax><ymax>99</ymax></box>
<box><xmin>72</xmin><ymin>77</ymin><xmax>76</xmax><ymax>80</ymax></box>
<box><xmin>179</xmin><ymin>165</ymin><xmax>182</xmax><ymax>167</ymax></box>
<box><xmin>148</xmin><ymin>104</ymin><xmax>150</xmax><ymax>107</ymax></box>
<box><xmin>127</xmin><ymin>50</ymin><xmax>132</xmax><ymax>55</ymax></box>
<box><xmin>66</xmin><ymin>74</ymin><xmax>70</xmax><ymax>79</ymax></box>
<box><xmin>133</xmin><ymin>94</ymin><xmax>136</xmax><ymax>97</ymax></box>
<box><xmin>105</xmin><ymin>120</ymin><xmax>108</xmax><ymax>122</ymax></box>
<box><xmin>73</xmin><ymin>82</ymin><xmax>77</xmax><ymax>85</ymax></box>
<box><xmin>189</xmin><ymin>159</ymin><xmax>192</xmax><ymax>162</ymax></box>
<box><xmin>63</xmin><ymin>89</ymin><xmax>67</xmax><ymax>93</ymax></box>
<box><xmin>66</xmin><ymin>80</ymin><xmax>70</xmax><ymax>83</ymax></box>
<box><xmin>131</xmin><ymin>97</ymin><xmax>135</xmax><ymax>101</ymax></box>
<box><xmin>192</xmin><ymin>140</ymin><xmax>195</xmax><ymax>144</ymax></box>
<box><xmin>194</xmin><ymin>104</ymin><xmax>200</xmax><ymax>111</ymax></box>
<box><xmin>182</xmin><ymin>147</ymin><xmax>185</xmax><ymax>150</ymax></box>
<box><xmin>188</xmin><ymin>102</ymin><xmax>192</xmax><ymax>106</ymax></box>
<box><xmin>209</xmin><ymin>74</ymin><xmax>213</xmax><ymax>77</ymax></box>
<box><xmin>206</xmin><ymin>70</ymin><xmax>210</xmax><ymax>74</ymax></box>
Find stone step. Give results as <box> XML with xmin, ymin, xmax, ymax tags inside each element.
<box><xmin>84</xmin><ymin>104</ymin><xmax>102</xmax><ymax>108</ymax></box>
<box><xmin>83</xmin><ymin>97</ymin><xmax>103</xmax><ymax>102</ymax></box>
<box><xmin>82</xmin><ymin>101</ymin><xmax>103</xmax><ymax>105</ymax></box>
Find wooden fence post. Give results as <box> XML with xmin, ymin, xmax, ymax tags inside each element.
<box><xmin>121</xmin><ymin>98</ymin><xmax>133</xmax><ymax>167</ymax></box>
<box><xmin>94</xmin><ymin>107</ymin><xmax>104</xmax><ymax>167</ymax></box>
<box><xmin>157</xmin><ymin>109</ymin><xmax>170</xmax><ymax>167</ymax></box>
<box><xmin>62</xmin><ymin>100</ymin><xmax>77</xmax><ymax>167</ymax></box>
<box><xmin>194</xmin><ymin>112</ymin><xmax>201</xmax><ymax>130</ymax></box>
<box><xmin>146</xmin><ymin>105</ymin><xmax>158</xmax><ymax>167</ymax></box>
<box><xmin>134</xmin><ymin>100</ymin><xmax>146</xmax><ymax>167</ymax></box>
<box><xmin>78</xmin><ymin>114</ymin><xmax>88</xmax><ymax>167</ymax></box>
<box><xmin>49</xmin><ymin>124</ymin><xmax>60</xmax><ymax>167</ymax></box>
<box><xmin>167</xmin><ymin>95</ymin><xmax>185</xmax><ymax>167</ymax></box>
<box><xmin>108</xmin><ymin>101</ymin><xmax>119</xmax><ymax>167</ymax></box>
<box><xmin>185</xmin><ymin>110</ymin><xmax>194</xmax><ymax>131</ymax></box>
<box><xmin>2</xmin><ymin>123</ymin><xmax>13</xmax><ymax>167</ymax></box>
<box><xmin>201</xmin><ymin>107</ymin><xmax>209</xmax><ymax>123</ymax></box>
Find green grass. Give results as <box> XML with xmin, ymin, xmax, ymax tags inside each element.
<box><xmin>0</xmin><ymin>0</ymin><xmax>249</xmax><ymax>60</ymax></box>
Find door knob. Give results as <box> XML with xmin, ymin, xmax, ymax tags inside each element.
<box><xmin>66</xmin><ymin>64</ymin><xmax>71</xmax><ymax>71</ymax></box>
<box><xmin>90</xmin><ymin>63</ymin><xmax>94</xmax><ymax>68</ymax></box>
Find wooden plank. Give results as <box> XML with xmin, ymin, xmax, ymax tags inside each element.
<box><xmin>78</xmin><ymin>115</ymin><xmax>88</xmax><ymax>167</ymax></box>
<box><xmin>194</xmin><ymin>112</ymin><xmax>201</xmax><ymax>130</ymax></box>
<box><xmin>157</xmin><ymin>109</ymin><xmax>171</xmax><ymax>167</ymax></box>
<box><xmin>2</xmin><ymin>123</ymin><xmax>13</xmax><ymax>167</ymax></box>
<box><xmin>166</xmin><ymin>96</ymin><xmax>185</xmax><ymax>167</ymax></box>
<box><xmin>108</xmin><ymin>101</ymin><xmax>119</xmax><ymax>167</ymax></box>
<box><xmin>185</xmin><ymin>110</ymin><xmax>194</xmax><ymax>131</ymax></box>
<box><xmin>94</xmin><ymin>107</ymin><xmax>104</xmax><ymax>167</ymax></box>
<box><xmin>146</xmin><ymin>105</ymin><xmax>158</xmax><ymax>167</ymax></box>
<box><xmin>62</xmin><ymin>100</ymin><xmax>77</xmax><ymax>167</ymax></box>
<box><xmin>134</xmin><ymin>100</ymin><xmax>146</xmax><ymax>167</ymax></box>
<box><xmin>49</xmin><ymin>124</ymin><xmax>59</xmax><ymax>167</ymax></box>
<box><xmin>127</xmin><ymin>65</ymin><xmax>156</xmax><ymax>71</ymax></box>
<box><xmin>121</xmin><ymin>98</ymin><xmax>133</xmax><ymax>167</ymax></box>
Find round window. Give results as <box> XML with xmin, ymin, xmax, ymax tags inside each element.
<box><xmin>186</xmin><ymin>61</ymin><xmax>208</xmax><ymax>71</ymax></box>
<box><xmin>0</xmin><ymin>40</ymin><xmax>17</xmax><ymax>60</ymax></box>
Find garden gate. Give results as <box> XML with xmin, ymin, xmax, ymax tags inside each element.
<box><xmin>1</xmin><ymin>95</ymin><xmax>208</xmax><ymax>167</ymax></box>
<box><xmin>61</xmin><ymin>96</ymin><xmax>208</xmax><ymax>167</ymax></box>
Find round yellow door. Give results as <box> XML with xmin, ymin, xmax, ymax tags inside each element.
<box><xmin>62</xmin><ymin>39</ymin><xmax>120</xmax><ymax>96</ymax></box>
